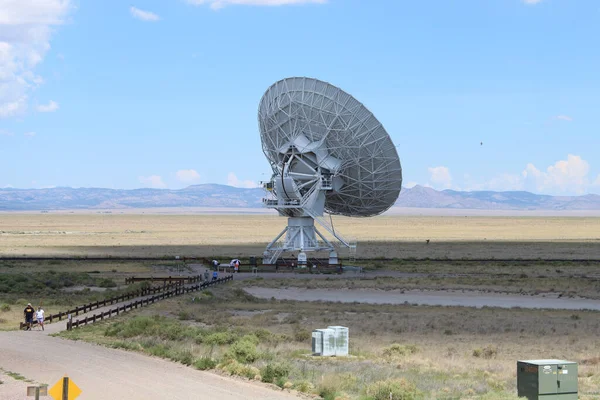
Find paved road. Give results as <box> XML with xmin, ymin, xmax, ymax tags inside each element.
<box><xmin>0</xmin><ymin>275</ymin><xmax>299</xmax><ymax>400</ymax></box>
<box><xmin>0</xmin><ymin>331</ymin><xmax>299</xmax><ymax>400</ymax></box>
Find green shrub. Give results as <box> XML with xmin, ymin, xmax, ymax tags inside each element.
<box><xmin>105</xmin><ymin>316</ymin><xmax>155</xmax><ymax>338</ymax></box>
<box><xmin>382</xmin><ymin>344</ymin><xmax>419</xmax><ymax>358</ymax></box>
<box><xmin>318</xmin><ymin>385</ymin><xmax>338</xmax><ymax>400</ymax></box>
<box><xmin>204</xmin><ymin>331</ymin><xmax>236</xmax><ymax>345</ymax></box>
<box><xmin>293</xmin><ymin>380</ymin><xmax>314</xmax><ymax>393</ymax></box>
<box><xmin>146</xmin><ymin>344</ymin><xmax>171</xmax><ymax>358</ymax></box>
<box><xmin>226</xmin><ymin>337</ymin><xmax>260</xmax><ymax>363</ymax></box>
<box><xmin>294</xmin><ymin>329</ymin><xmax>311</xmax><ymax>342</ymax></box>
<box><xmin>171</xmin><ymin>349</ymin><xmax>193</xmax><ymax>365</ymax></box>
<box><xmin>178</xmin><ymin>311</ymin><xmax>192</xmax><ymax>320</ymax></box>
<box><xmin>275</xmin><ymin>376</ymin><xmax>287</xmax><ymax>389</ymax></box>
<box><xmin>1</xmin><ymin>304</ymin><xmax>10</xmax><ymax>312</ymax></box>
<box><xmin>473</xmin><ymin>345</ymin><xmax>497</xmax><ymax>359</ymax></box>
<box><xmin>194</xmin><ymin>357</ymin><xmax>217</xmax><ymax>370</ymax></box>
<box><xmin>363</xmin><ymin>378</ymin><xmax>422</xmax><ymax>400</ymax></box>
<box><xmin>260</xmin><ymin>362</ymin><xmax>290</xmax><ymax>383</ymax></box>
<box><xmin>98</xmin><ymin>278</ymin><xmax>117</xmax><ymax>288</ymax></box>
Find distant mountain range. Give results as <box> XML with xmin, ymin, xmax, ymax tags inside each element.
<box><xmin>1</xmin><ymin>184</ymin><xmax>599</xmax><ymax>211</ymax></box>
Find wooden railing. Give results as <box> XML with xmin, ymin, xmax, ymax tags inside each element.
<box><xmin>19</xmin><ymin>281</ymin><xmax>184</xmax><ymax>330</ymax></box>
<box><xmin>67</xmin><ymin>275</ymin><xmax>233</xmax><ymax>330</ymax></box>
<box><xmin>124</xmin><ymin>275</ymin><xmax>203</xmax><ymax>285</ymax></box>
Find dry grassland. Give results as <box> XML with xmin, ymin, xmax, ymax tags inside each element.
<box><xmin>1</xmin><ymin>214</ymin><xmax>599</xmax><ymax>259</ymax></box>
<box><xmin>59</xmin><ymin>286</ymin><xmax>600</xmax><ymax>399</ymax></box>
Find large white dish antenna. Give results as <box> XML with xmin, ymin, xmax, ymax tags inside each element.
<box><xmin>259</xmin><ymin>77</ymin><xmax>402</xmax><ymax>264</ymax></box>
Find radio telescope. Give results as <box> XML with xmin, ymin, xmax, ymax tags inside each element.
<box><xmin>259</xmin><ymin>77</ymin><xmax>402</xmax><ymax>265</ymax></box>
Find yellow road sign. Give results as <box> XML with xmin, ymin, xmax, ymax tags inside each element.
<box><xmin>49</xmin><ymin>376</ymin><xmax>82</xmax><ymax>400</ymax></box>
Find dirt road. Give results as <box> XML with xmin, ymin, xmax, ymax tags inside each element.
<box><xmin>245</xmin><ymin>287</ymin><xmax>600</xmax><ymax>310</ymax></box>
<box><xmin>0</xmin><ymin>331</ymin><xmax>299</xmax><ymax>400</ymax></box>
<box><xmin>1</xmin><ymin>275</ymin><xmax>299</xmax><ymax>400</ymax></box>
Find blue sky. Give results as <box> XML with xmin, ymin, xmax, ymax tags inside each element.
<box><xmin>1</xmin><ymin>0</ymin><xmax>599</xmax><ymax>195</ymax></box>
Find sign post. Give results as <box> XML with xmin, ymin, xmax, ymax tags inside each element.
<box><xmin>48</xmin><ymin>376</ymin><xmax>81</xmax><ymax>400</ymax></box>
<box><xmin>27</xmin><ymin>385</ymin><xmax>48</xmax><ymax>399</ymax></box>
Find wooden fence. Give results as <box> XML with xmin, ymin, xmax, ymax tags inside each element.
<box><xmin>66</xmin><ymin>275</ymin><xmax>233</xmax><ymax>330</ymax></box>
<box><xmin>220</xmin><ymin>264</ymin><xmax>343</xmax><ymax>274</ymax></box>
<box><xmin>19</xmin><ymin>281</ymin><xmax>184</xmax><ymax>330</ymax></box>
<box><xmin>124</xmin><ymin>275</ymin><xmax>202</xmax><ymax>285</ymax></box>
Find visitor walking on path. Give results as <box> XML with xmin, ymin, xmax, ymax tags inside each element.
<box><xmin>23</xmin><ymin>303</ymin><xmax>35</xmax><ymax>331</ymax></box>
<box><xmin>36</xmin><ymin>307</ymin><xmax>45</xmax><ymax>331</ymax></box>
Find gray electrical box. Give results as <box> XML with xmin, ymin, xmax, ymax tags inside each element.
<box><xmin>517</xmin><ymin>359</ymin><xmax>577</xmax><ymax>400</ymax></box>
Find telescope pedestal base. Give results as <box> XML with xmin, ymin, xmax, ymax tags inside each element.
<box><xmin>262</xmin><ymin>217</ymin><xmax>334</xmax><ymax>264</ymax></box>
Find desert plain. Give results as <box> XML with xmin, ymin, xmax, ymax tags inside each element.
<box><xmin>1</xmin><ymin>212</ymin><xmax>600</xmax><ymax>400</ymax></box>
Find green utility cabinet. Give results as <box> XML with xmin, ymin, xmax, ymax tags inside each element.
<box><xmin>517</xmin><ymin>360</ymin><xmax>578</xmax><ymax>400</ymax></box>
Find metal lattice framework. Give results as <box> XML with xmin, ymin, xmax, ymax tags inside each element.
<box><xmin>259</xmin><ymin>77</ymin><xmax>402</xmax><ymax>217</ymax></box>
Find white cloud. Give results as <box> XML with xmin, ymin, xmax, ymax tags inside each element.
<box><xmin>554</xmin><ymin>115</ymin><xmax>573</xmax><ymax>122</ymax></box>
<box><xmin>139</xmin><ymin>175</ymin><xmax>167</xmax><ymax>188</ymax></box>
<box><xmin>428</xmin><ymin>166</ymin><xmax>452</xmax><ymax>189</ymax></box>
<box><xmin>0</xmin><ymin>96</ymin><xmax>27</xmax><ymax>118</ymax></box>
<box><xmin>0</xmin><ymin>1</ymin><xmax>71</xmax><ymax>119</ymax></box>
<box><xmin>23</xmin><ymin>131</ymin><xmax>36</xmax><ymax>137</ymax></box>
<box><xmin>0</xmin><ymin>130</ymin><xmax>14</xmax><ymax>136</ymax></box>
<box><xmin>227</xmin><ymin>172</ymin><xmax>259</xmax><ymax>188</ymax></box>
<box><xmin>186</xmin><ymin>0</ymin><xmax>326</xmax><ymax>10</ymax></box>
<box><xmin>176</xmin><ymin>169</ymin><xmax>201</xmax><ymax>183</ymax></box>
<box><xmin>403</xmin><ymin>181</ymin><xmax>418</xmax><ymax>189</ymax></box>
<box><xmin>476</xmin><ymin>155</ymin><xmax>593</xmax><ymax>194</ymax></box>
<box><xmin>538</xmin><ymin>155</ymin><xmax>590</xmax><ymax>193</ymax></box>
<box><xmin>523</xmin><ymin>0</ymin><xmax>543</xmax><ymax>4</ymax></box>
<box><xmin>594</xmin><ymin>175</ymin><xmax>600</xmax><ymax>186</ymax></box>
<box><xmin>36</xmin><ymin>100</ymin><xmax>59</xmax><ymax>112</ymax></box>
<box><xmin>130</xmin><ymin>7</ymin><xmax>160</xmax><ymax>21</ymax></box>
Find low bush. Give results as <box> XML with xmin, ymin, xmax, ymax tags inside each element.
<box><xmin>317</xmin><ymin>384</ymin><xmax>338</xmax><ymax>400</ymax></box>
<box><xmin>178</xmin><ymin>311</ymin><xmax>192</xmax><ymax>320</ymax></box>
<box><xmin>202</xmin><ymin>331</ymin><xmax>236</xmax><ymax>345</ymax></box>
<box><xmin>218</xmin><ymin>359</ymin><xmax>258</xmax><ymax>378</ymax></box>
<box><xmin>260</xmin><ymin>362</ymin><xmax>290</xmax><ymax>383</ymax></box>
<box><xmin>194</xmin><ymin>357</ymin><xmax>217</xmax><ymax>370</ymax></box>
<box><xmin>98</xmin><ymin>278</ymin><xmax>117</xmax><ymax>288</ymax></box>
<box><xmin>363</xmin><ymin>378</ymin><xmax>422</xmax><ymax>400</ymax></box>
<box><xmin>472</xmin><ymin>345</ymin><xmax>498</xmax><ymax>359</ymax></box>
<box><xmin>294</xmin><ymin>329</ymin><xmax>311</xmax><ymax>342</ymax></box>
<box><xmin>382</xmin><ymin>344</ymin><xmax>419</xmax><ymax>358</ymax></box>
<box><xmin>293</xmin><ymin>380</ymin><xmax>314</xmax><ymax>393</ymax></box>
<box><xmin>1</xmin><ymin>304</ymin><xmax>10</xmax><ymax>312</ymax></box>
<box><xmin>226</xmin><ymin>336</ymin><xmax>260</xmax><ymax>363</ymax></box>
<box><xmin>170</xmin><ymin>349</ymin><xmax>193</xmax><ymax>365</ymax></box>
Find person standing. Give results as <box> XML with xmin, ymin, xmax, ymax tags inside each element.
<box><xmin>23</xmin><ymin>303</ymin><xmax>35</xmax><ymax>331</ymax></box>
<box><xmin>36</xmin><ymin>306</ymin><xmax>45</xmax><ymax>331</ymax></box>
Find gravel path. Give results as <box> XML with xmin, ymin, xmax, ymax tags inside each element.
<box><xmin>245</xmin><ymin>287</ymin><xmax>600</xmax><ymax>310</ymax></box>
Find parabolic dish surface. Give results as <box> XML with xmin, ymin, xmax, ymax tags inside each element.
<box><xmin>259</xmin><ymin>77</ymin><xmax>402</xmax><ymax>217</ymax></box>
